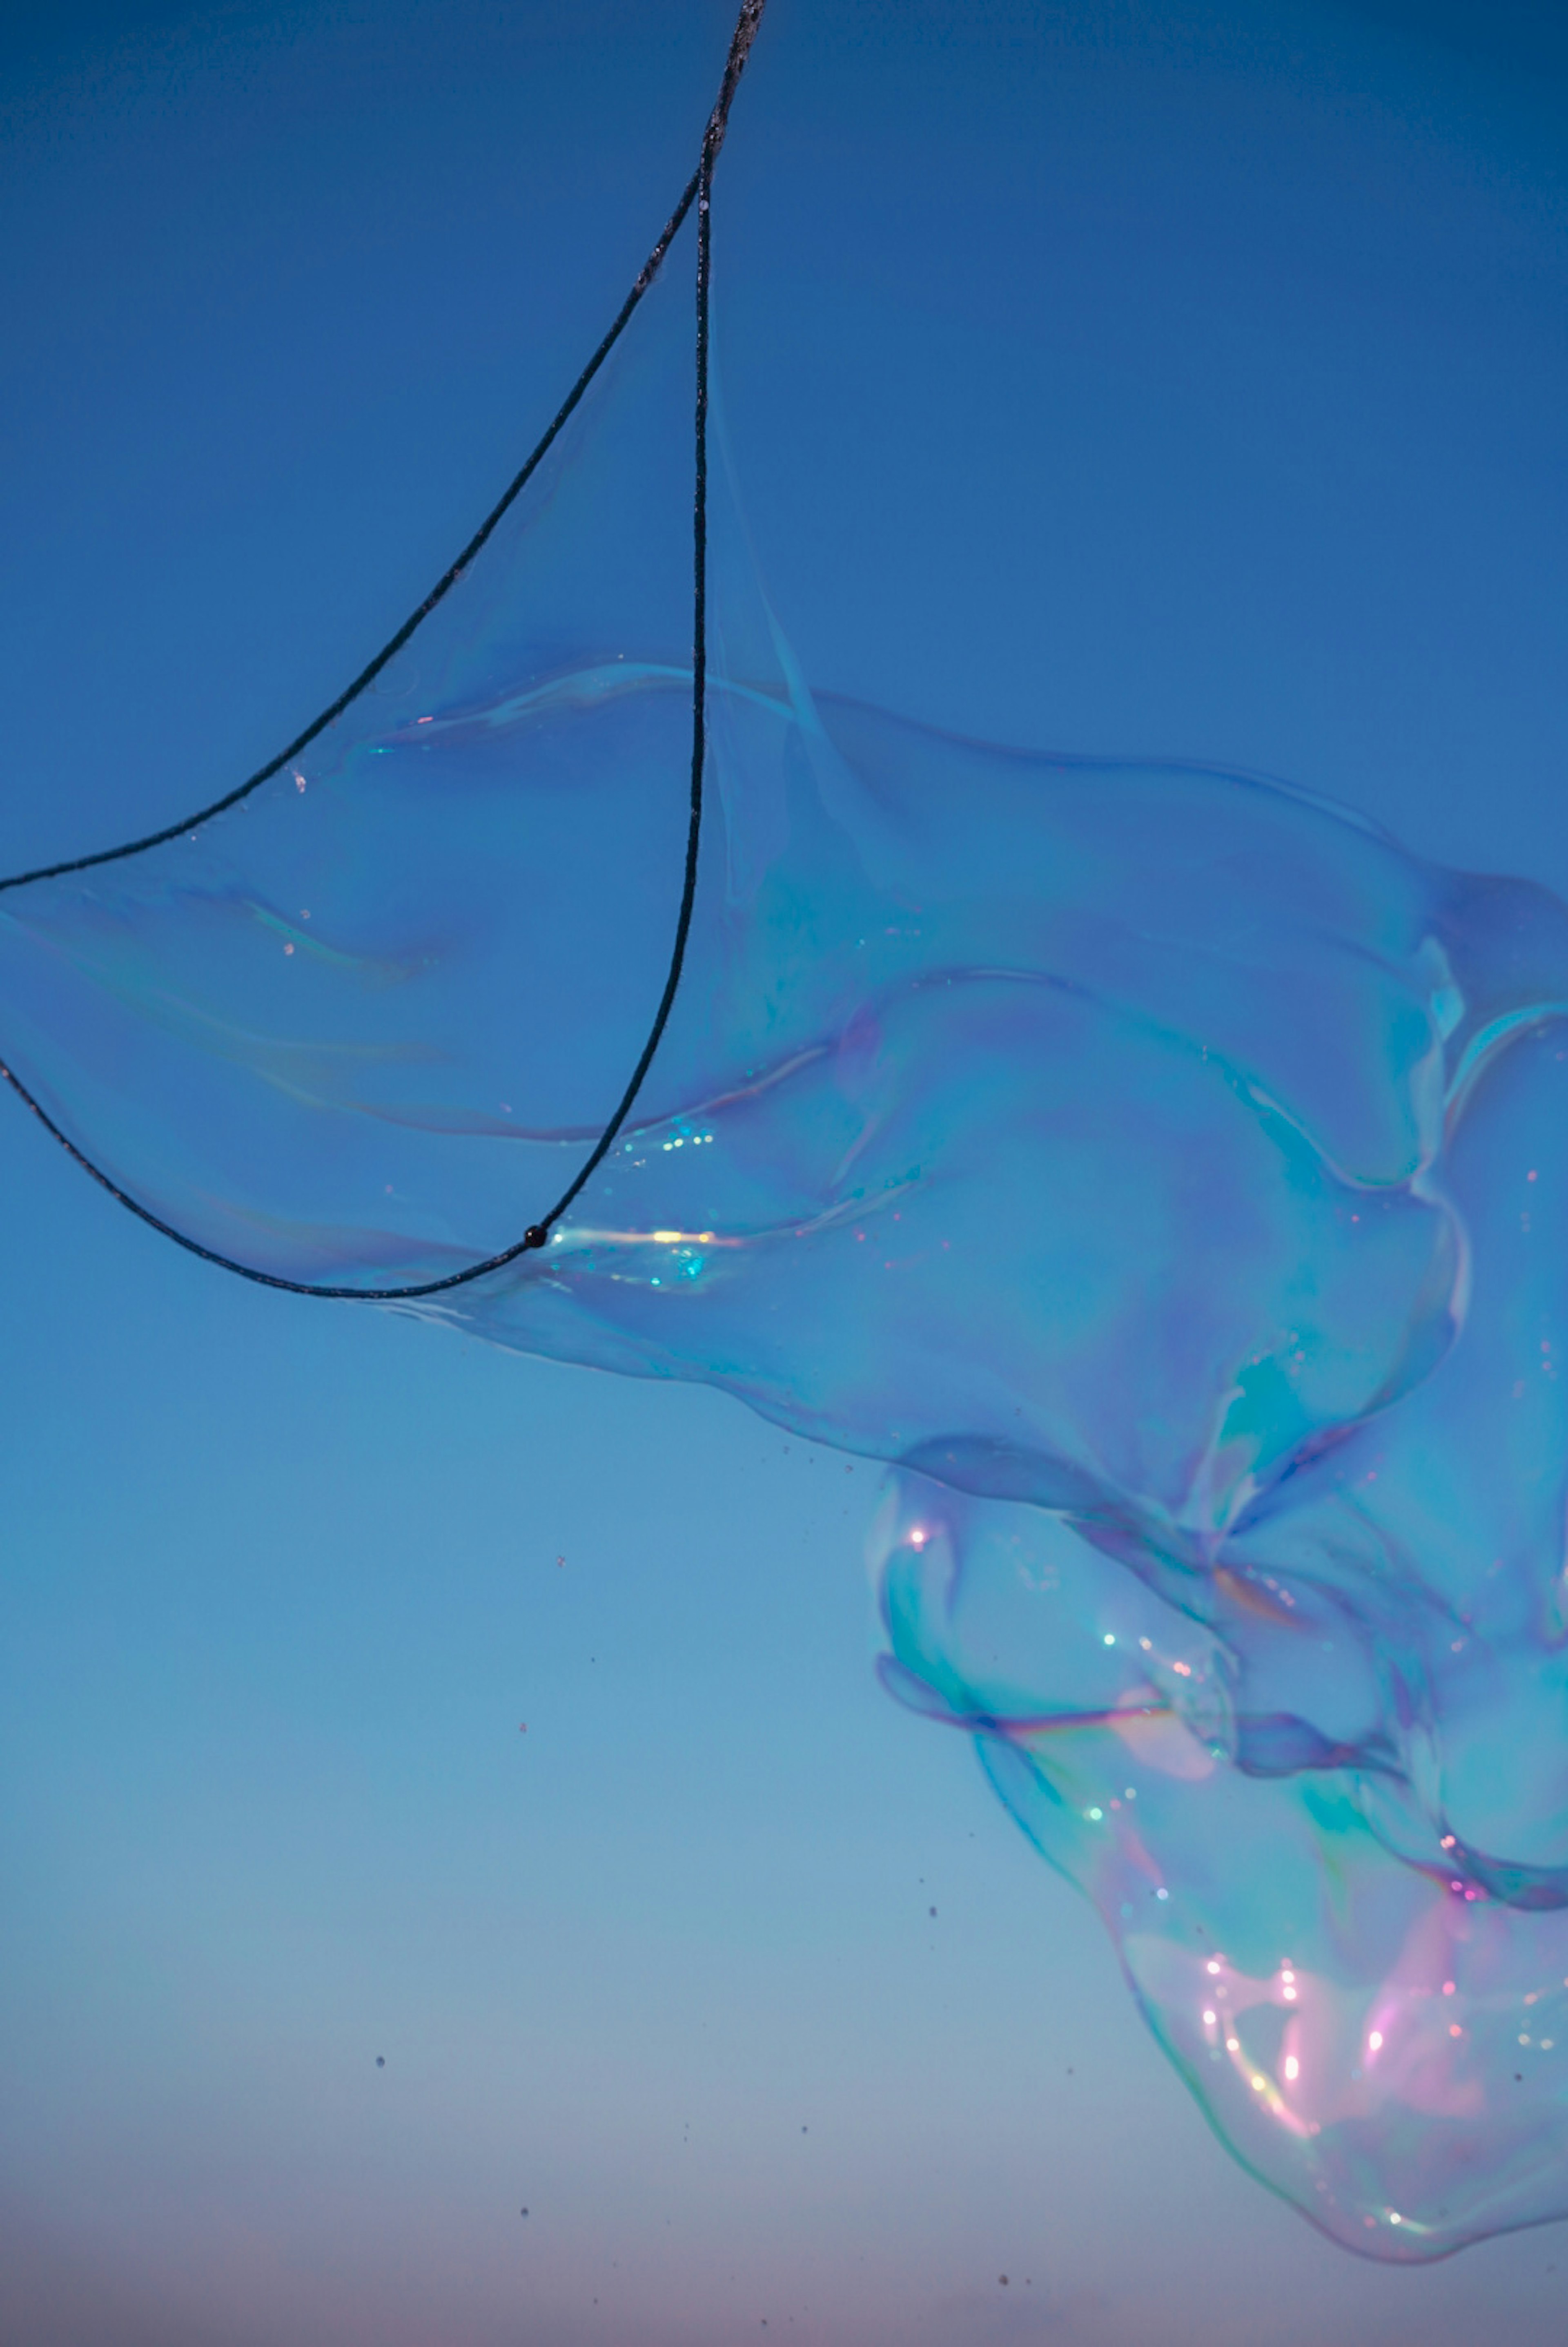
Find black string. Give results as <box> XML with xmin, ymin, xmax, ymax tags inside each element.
<box><xmin>0</xmin><ymin>0</ymin><xmax>766</xmax><ymax>1304</ymax></box>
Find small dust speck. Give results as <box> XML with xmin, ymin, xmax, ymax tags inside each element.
<box><xmin>999</xmin><ymin>2274</ymin><xmax>1009</xmax><ymax>2286</ymax></box>
<box><xmin>376</xmin><ymin>2057</ymin><xmax>385</xmax><ymax>2068</ymax></box>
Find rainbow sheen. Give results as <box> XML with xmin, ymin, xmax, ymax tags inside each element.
<box><xmin>4</xmin><ymin>259</ymin><xmax>1568</xmax><ymax>2260</ymax></box>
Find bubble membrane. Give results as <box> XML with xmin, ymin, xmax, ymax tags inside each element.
<box><xmin>4</xmin><ymin>250</ymin><xmax>1568</xmax><ymax>2259</ymax></box>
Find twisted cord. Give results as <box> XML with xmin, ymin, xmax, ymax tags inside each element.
<box><xmin>0</xmin><ymin>0</ymin><xmax>766</xmax><ymax>1302</ymax></box>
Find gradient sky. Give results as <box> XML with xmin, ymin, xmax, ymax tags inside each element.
<box><xmin>2</xmin><ymin>2</ymin><xmax>1566</xmax><ymax>2342</ymax></box>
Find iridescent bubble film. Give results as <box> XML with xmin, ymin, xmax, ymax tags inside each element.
<box><xmin>4</xmin><ymin>256</ymin><xmax>1567</xmax><ymax>2261</ymax></box>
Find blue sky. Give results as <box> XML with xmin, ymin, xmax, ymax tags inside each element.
<box><xmin>2</xmin><ymin>2</ymin><xmax>1566</xmax><ymax>2340</ymax></box>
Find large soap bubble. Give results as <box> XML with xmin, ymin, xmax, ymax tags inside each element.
<box><xmin>3</xmin><ymin>215</ymin><xmax>1567</xmax><ymax>2261</ymax></box>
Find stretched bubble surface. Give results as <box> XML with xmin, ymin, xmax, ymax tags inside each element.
<box><xmin>4</xmin><ymin>254</ymin><xmax>1568</xmax><ymax>2258</ymax></box>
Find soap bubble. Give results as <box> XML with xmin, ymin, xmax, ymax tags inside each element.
<box><xmin>3</xmin><ymin>233</ymin><xmax>1567</xmax><ymax>2260</ymax></box>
